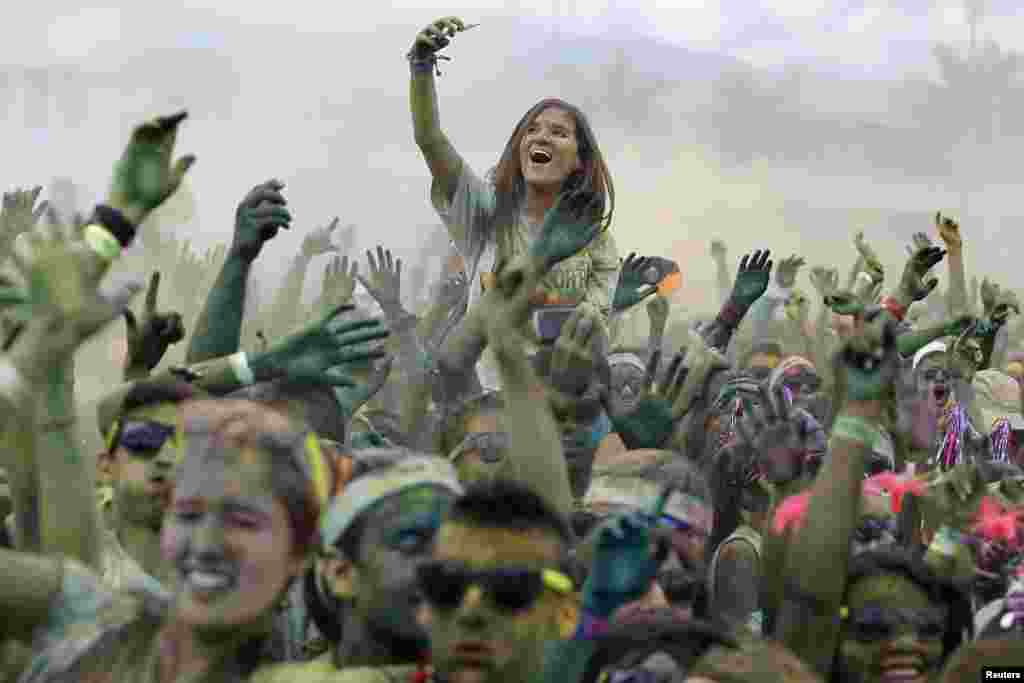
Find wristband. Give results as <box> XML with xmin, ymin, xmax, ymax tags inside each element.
<box><xmin>879</xmin><ymin>296</ymin><xmax>907</xmax><ymax>322</ymax></box>
<box><xmin>83</xmin><ymin>224</ymin><xmax>122</xmax><ymax>262</ymax></box>
<box><xmin>928</xmin><ymin>525</ymin><xmax>960</xmax><ymax>558</ymax></box>
<box><xmin>91</xmin><ymin>205</ymin><xmax>137</xmax><ymax>248</ymax></box>
<box><xmin>831</xmin><ymin>414</ymin><xmax>878</xmax><ymax>449</ymax></box>
<box><xmin>716</xmin><ymin>300</ymin><xmax>744</xmax><ymax>328</ymax></box>
<box><xmin>228</xmin><ymin>352</ymin><xmax>255</xmax><ymax>386</ymax></box>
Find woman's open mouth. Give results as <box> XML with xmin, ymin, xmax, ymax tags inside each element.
<box><xmin>529</xmin><ymin>148</ymin><xmax>552</xmax><ymax>165</ymax></box>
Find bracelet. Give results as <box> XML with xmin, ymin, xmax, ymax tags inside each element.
<box><xmin>91</xmin><ymin>205</ymin><xmax>137</xmax><ymax>248</ymax></box>
<box><xmin>228</xmin><ymin>352</ymin><xmax>255</xmax><ymax>386</ymax></box>
<box><xmin>716</xmin><ymin>300</ymin><xmax>744</xmax><ymax>328</ymax></box>
<box><xmin>82</xmin><ymin>224</ymin><xmax>122</xmax><ymax>262</ymax></box>
<box><xmin>879</xmin><ymin>296</ymin><xmax>907</xmax><ymax>322</ymax></box>
<box><xmin>831</xmin><ymin>414</ymin><xmax>878</xmax><ymax>449</ymax></box>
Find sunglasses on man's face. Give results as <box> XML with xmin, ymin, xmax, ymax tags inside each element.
<box><xmin>416</xmin><ymin>560</ymin><xmax>572</xmax><ymax>613</ymax></box>
<box><xmin>115</xmin><ymin>421</ymin><xmax>178</xmax><ymax>458</ymax></box>
<box><xmin>842</xmin><ymin>606</ymin><xmax>946</xmax><ymax>643</ymax></box>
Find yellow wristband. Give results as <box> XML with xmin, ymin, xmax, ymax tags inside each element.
<box><xmin>83</xmin><ymin>223</ymin><xmax>122</xmax><ymax>262</ymax></box>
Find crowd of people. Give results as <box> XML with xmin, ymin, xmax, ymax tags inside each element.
<box><xmin>0</xmin><ymin>14</ymin><xmax>1019</xmax><ymax>683</ymax></box>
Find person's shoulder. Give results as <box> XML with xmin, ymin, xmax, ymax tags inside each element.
<box><xmin>252</xmin><ymin>660</ymin><xmax>417</xmax><ymax>683</ymax></box>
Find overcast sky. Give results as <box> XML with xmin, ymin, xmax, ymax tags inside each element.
<box><xmin>2</xmin><ymin>1</ymin><xmax>1022</xmax><ymax>311</ymax></box>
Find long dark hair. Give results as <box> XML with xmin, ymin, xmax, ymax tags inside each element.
<box><xmin>490</xmin><ymin>98</ymin><xmax>614</xmax><ymax>236</ymax></box>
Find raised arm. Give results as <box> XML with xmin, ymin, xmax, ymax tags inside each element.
<box><xmin>409</xmin><ymin>17</ymin><xmax>471</xmax><ymax>206</ymax></box>
<box><xmin>186</xmin><ymin>180</ymin><xmax>291</xmax><ymax>363</ymax></box>
<box><xmin>936</xmin><ymin>213</ymin><xmax>968</xmax><ymax>318</ymax></box>
<box><xmin>776</xmin><ymin>315</ymin><xmax>898</xmax><ymax>674</ymax></box>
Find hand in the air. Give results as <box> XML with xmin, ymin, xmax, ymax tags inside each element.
<box><xmin>809</xmin><ymin>266</ymin><xmax>839</xmax><ymax>298</ymax></box>
<box><xmin>612</xmin><ymin>253</ymin><xmax>659</xmax><ymax>312</ymax></box>
<box><xmin>410</xmin><ymin>16</ymin><xmax>469</xmax><ymax>59</ymax></box>
<box><xmin>833</xmin><ymin>309</ymin><xmax>900</xmax><ymax>402</ymax></box>
<box><xmin>710</xmin><ymin>239</ymin><xmax>727</xmax><ymax>262</ymax></box>
<box><xmin>248</xmin><ymin>304</ymin><xmax>389</xmax><ymax>387</ymax></box>
<box><xmin>775</xmin><ymin>254</ymin><xmax>805</xmax><ymax>290</ymax></box>
<box><xmin>935</xmin><ymin>212</ymin><xmax>962</xmax><ymax>251</ymax></box>
<box><xmin>728</xmin><ymin>249</ymin><xmax>772</xmax><ymax>309</ymax></box>
<box><xmin>528</xmin><ymin>191</ymin><xmax>604</xmax><ymax>274</ymax></box>
<box><xmin>123</xmin><ymin>271</ymin><xmax>185</xmax><ymax>379</ymax></box>
<box><xmin>106</xmin><ymin>111</ymin><xmax>195</xmax><ymax>226</ymax></box>
<box><xmin>899</xmin><ymin>243</ymin><xmax>945</xmax><ymax>303</ymax></box>
<box><xmin>583</xmin><ymin>489</ymin><xmax>670</xmax><ymax>618</ymax></box>
<box><xmin>357</xmin><ymin>246</ymin><xmax>403</xmax><ymax>315</ymax></box>
<box><xmin>231</xmin><ymin>180</ymin><xmax>291</xmax><ymax>262</ymax></box>
<box><xmin>319</xmin><ymin>254</ymin><xmax>359</xmax><ymax>311</ymax></box>
<box><xmin>301</xmin><ymin>217</ymin><xmax>344</xmax><ymax>258</ymax></box>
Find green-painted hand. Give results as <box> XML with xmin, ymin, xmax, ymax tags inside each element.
<box><xmin>249</xmin><ymin>304</ymin><xmax>389</xmax><ymax>386</ymax></box>
<box><xmin>528</xmin><ymin>191</ymin><xmax>603</xmax><ymax>273</ymax></box>
<box><xmin>106</xmin><ymin>111</ymin><xmax>195</xmax><ymax>226</ymax></box>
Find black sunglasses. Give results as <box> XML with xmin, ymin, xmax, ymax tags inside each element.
<box><xmin>843</xmin><ymin>606</ymin><xmax>946</xmax><ymax>643</ymax></box>
<box><xmin>416</xmin><ymin>560</ymin><xmax>571</xmax><ymax>613</ymax></box>
<box><xmin>114</xmin><ymin>420</ymin><xmax>178</xmax><ymax>457</ymax></box>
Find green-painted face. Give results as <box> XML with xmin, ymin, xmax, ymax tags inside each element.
<box><xmin>837</xmin><ymin>572</ymin><xmax>947</xmax><ymax>683</ymax></box>
<box><xmin>451</xmin><ymin>413</ymin><xmax>507</xmax><ymax>488</ymax></box>
<box><xmin>352</xmin><ymin>485</ymin><xmax>456</xmax><ymax>649</ymax></box>
<box><xmin>427</xmin><ymin>523</ymin><xmax>572</xmax><ymax>683</ymax></box>
<box><xmin>109</xmin><ymin>402</ymin><xmax>180</xmax><ymax>531</ymax></box>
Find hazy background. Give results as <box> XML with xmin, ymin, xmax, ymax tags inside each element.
<box><xmin>4</xmin><ymin>0</ymin><xmax>1023</xmax><ymax>420</ymax></box>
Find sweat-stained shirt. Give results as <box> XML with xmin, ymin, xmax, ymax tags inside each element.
<box><xmin>431</xmin><ymin>166</ymin><xmax>619</xmax><ymax>389</ymax></box>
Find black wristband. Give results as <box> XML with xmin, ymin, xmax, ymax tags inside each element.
<box><xmin>92</xmin><ymin>205</ymin><xmax>137</xmax><ymax>248</ymax></box>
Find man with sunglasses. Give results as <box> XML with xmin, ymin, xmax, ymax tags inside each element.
<box><xmin>267</xmin><ymin>450</ymin><xmax>463</xmax><ymax>681</ymax></box>
<box><xmin>94</xmin><ymin>378</ymin><xmax>203</xmax><ymax>592</ymax></box>
<box><xmin>421</xmin><ymin>479</ymin><xmax>578</xmax><ymax>683</ymax></box>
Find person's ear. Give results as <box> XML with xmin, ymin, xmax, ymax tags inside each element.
<box><xmin>557</xmin><ymin>593</ymin><xmax>579</xmax><ymax>638</ymax></box>
<box><xmin>96</xmin><ymin>450</ymin><xmax>117</xmax><ymax>484</ymax></box>
<box><xmin>320</xmin><ymin>554</ymin><xmax>358</xmax><ymax>601</ymax></box>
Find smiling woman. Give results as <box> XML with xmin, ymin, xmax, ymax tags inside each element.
<box><xmin>0</xmin><ymin>399</ymin><xmax>331</xmax><ymax>683</ymax></box>
<box><xmin>408</xmin><ymin>17</ymin><xmax>619</xmax><ymax>388</ymax></box>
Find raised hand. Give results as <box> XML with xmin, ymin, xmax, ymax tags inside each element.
<box><xmin>823</xmin><ymin>290</ymin><xmax>867</xmax><ymax>318</ymax></box>
<box><xmin>646</xmin><ymin>293</ymin><xmax>670</xmax><ymax>332</ymax></box>
<box><xmin>123</xmin><ymin>271</ymin><xmax>185</xmax><ymax>379</ymax></box>
<box><xmin>248</xmin><ymin>304</ymin><xmax>389</xmax><ymax>387</ymax></box>
<box><xmin>231</xmin><ymin>180</ymin><xmax>291</xmax><ymax>262</ymax></box>
<box><xmin>935</xmin><ymin>212</ymin><xmax>962</xmax><ymax>251</ymax></box>
<box><xmin>905</xmin><ymin>231</ymin><xmax>934</xmax><ymax>257</ymax></box>
<box><xmin>319</xmin><ymin>255</ymin><xmax>359</xmax><ymax>310</ymax></box>
<box><xmin>728</xmin><ymin>249</ymin><xmax>772</xmax><ymax>309</ymax></box>
<box><xmin>106</xmin><ymin>111</ymin><xmax>195</xmax><ymax>226</ymax></box>
<box><xmin>409</xmin><ymin>16</ymin><xmax>469</xmax><ymax>59</ymax></box>
<box><xmin>0</xmin><ymin>186</ymin><xmax>48</xmax><ymax>247</ymax></box>
<box><xmin>583</xmin><ymin>489</ymin><xmax>670</xmax><ymax>618</ymax></box>
<box><xmin>549</xmin><ymin>305</ymin><xmax>601</xmax><ymax>398</ymax></box>
<box><xmin>710</xmin><ymin>239</ymin><xmax>727</xmax><ymax>262</ymax></box>
<box><xmin>301</xmin><ymin>217</ymin><xmax>343</xmax><ymax>259</ymax></box>
<box><xmin>6</xmin><ymin>209</ymin><xmax>142</xmax><ymax>373</ymax></box>
<box><xmin>980</xmin><ymin>278</ymin><xmax>1001</xmax><ymax>317</ymax></box>
<box><xmin>612</xmin><ymin>252</ymin><xmax>658</xmax><ymax>312</ymax></box>
<box><xmin>734</xmin><ymin>385</ymin><xmax>814</xmax><ymax>484</ymax></box>
<box><xmin>357</xmin><ymin>246</ymin><xmax>403</xmax><ymax>316</ymax></box>
<box><xmin>899</xmin><ymin>243</ymin><xmax>945</xmax><ymax>303</ymax></box>
<box><xmin>775</xmin><ymin>254</ymin><xmax>805</xmax><ymax>289</ymax></box>
<box><xmin>833</xmin><ymin>309</ymin><xmax>900</xmax><ymax>402</ymax></box>
<box><xmin>528</xmin><ymin>191</ymin><xmax>603</xmax><ymax>274</ymax></box>
<box><xmin>809</xmin><ymin>266</ymin><xmax>839</xmax><ymax>298</ymax></box>
<box><xmin>853</xmin><ymin>231</ymin><xmax>884</xmax><ymax>282</ymax></box>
